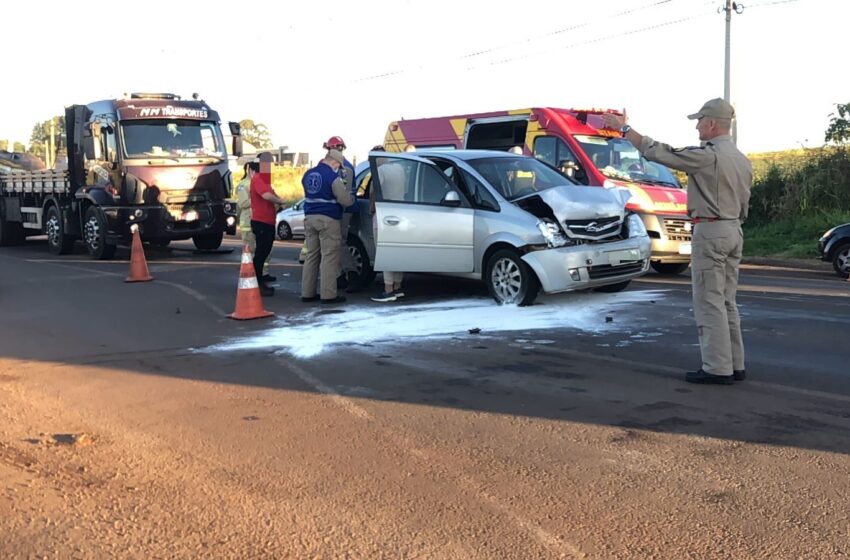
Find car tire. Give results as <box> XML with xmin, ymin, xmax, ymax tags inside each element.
<box><xmin>83</xmin><ymin>206</ymin><xmax>116</xmax><ymax>260</ymax></box>
<box><xmin>485</xmin><ymin>249</ymin><xmax>539</xmax><ymax>306</ymax></box>
<box><xmin>593</xmin><ymin>280</ymin><xmax>631</xmax><ymax>293</ymax></box>
<box><xmin>193</xmin><ymin>232</ymin><xmax>223</xmax><ymax>251</ymax></box>
<box><xmin>832</xmin><ymin>241</ymin><xmax>850</xmax><ymax>278</ymax></box>
<box><xmin>651</xmin><ymin>262</ymin><xmax>690</xmax><ymax>275</ymax></box>
<box><xmin>277</xmin><ymin>221</ymin><xmax>292</xmax><ymax>240</ymax></box>
<box><xmin>346</xmin><ymin>235</ymin><xmax>376</xmax><ymax>291</ymax></box>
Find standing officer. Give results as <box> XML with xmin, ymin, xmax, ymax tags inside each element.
<box><xmin>602</xmin><ymin>99</ymin><xmax>752</xmax><ymax>385</ymax></box>
<box><xmin>250</xmin><ymin>152</ymin><xmax>288</xmax><ymax>297</ymax></box>
<box><xmin>300</xmin><ymin>149</ymin><xmax>354</xmax><ymax>304</ymax></box>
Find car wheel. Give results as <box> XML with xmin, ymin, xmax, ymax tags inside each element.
<box><xmin>485</xmin><ymin>249</ymin><xmax>539</xmax><ymax>306</ymax></box>
<box><xmin>651</xmin><ymin>262</ymin><xmax>690</xmax><ymax>275</ymax></box>
<box><xmin>83</xmin><ymin>206</ymin><xmax>116</xmax><ymax>260</ymax></box>
<box><xmin>277</xmin><ymin>221</ymin><xmax>292</xmax><ymax>240</ymax></box>
<box><xmin>593</xmin><ymin>280</ymin><xmax>631</xmax><ymax>293</ymax></box>
<box><xmin>832</xmin><ymin>242</ymin><xmax>850</xmax><ymax>278</ymax></box>
<box><xmin>346</xmin><ymin>235</ymin><xmax>376</xmax><ymax>291</ymax></box>
<box><xmin>193</xmin><ymin>232</ymin><xmax>223</xmax><ymax>251</ymax></box>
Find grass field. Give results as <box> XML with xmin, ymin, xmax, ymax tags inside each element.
<box><xmin>743</xmin><ymin>211</ymin><xmax>850</xmax><ymax>258</ymax></box>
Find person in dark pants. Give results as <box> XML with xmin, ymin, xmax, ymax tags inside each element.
<box><xmin>250</xmin><ymin>152</ymin><xmax>288</xmax><ymax>296</ymax></box>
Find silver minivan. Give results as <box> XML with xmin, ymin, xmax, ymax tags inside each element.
<box><xmin>345</xmin><ymin>150</ymin><xmax>651</xmax><ymax>305</ymax></box>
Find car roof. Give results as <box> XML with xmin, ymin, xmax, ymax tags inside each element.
<box><xmin>369</xmin><ymin>149</ymin><xmax>520</xmax><ymax>163</ymax></box>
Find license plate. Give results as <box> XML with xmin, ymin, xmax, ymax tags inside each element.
<box><xmin>607</xmin><ymin>249</ymin><xmax>640</xmax><ymax>265</ymax></box>
<box><xmin>171</xmin><ymin>210</ymin><xmax>199</xmax><ymax>222</ymax></box>
<box><xmin>678</xmin><ymin>242</ymin><xmax>692</xmax><ymax>255</ymax></box>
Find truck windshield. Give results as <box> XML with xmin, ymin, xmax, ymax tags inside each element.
<box><xmin>573</xmin><ymin>135</ymin><xmax>680</xmax><ymax>188</ymax></box>
<box><xmin>467</xmin><ymin>156</ymin><xmax>575</xmax><ymax>201</ymax></box>
<box><xmin>121</xmin><ymin>120</ymin><xmax>225</xmax><ymax>159</ymax></box>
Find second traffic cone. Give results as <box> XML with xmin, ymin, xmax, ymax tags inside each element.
<box><xmin>228</xmin><ymin>245</ymin><xmax>274</xmax><ymax>320</ymax></box>
<box><xmin>125</xmin><ymin>224</ymin><xmax>153</xmax><ymax>283</ymax></box>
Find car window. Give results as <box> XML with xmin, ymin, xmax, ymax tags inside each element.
<box><xmin>468</xmin><ymin>156</ymin><xmax>573</xmax><ymax>201</ymax></box>
<box><xmin>374</xmin><ymin>157</ymin><xmax>460</xmax><ymax>206</ymax></box>
<box><xmin>356</xmin><ymin>170</ymin><xmax>371</xmax><ymax>198</ymax></box>
<box><xmin>460</xmin><ymin>170</ymin><xmax>499</xmax><ymax>211</ymax></box>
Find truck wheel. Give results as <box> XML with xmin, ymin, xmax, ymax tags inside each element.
<box><xmin>45</xmin><ymin>205</ymin><xmax>74</xmax><ymax>254</ymax></box>
<box><xmin>832</xmin><ymin>242</ymin><xmax>850</xmax><ymax>278</ymax></box>
<box><xmin>485</xmin><ymin>249</ymin><xmax>539</xmax><ymax>306</ymax></box>
<box><xmin>83</xmin><ymin>206</ymin><xmax>116</xmax><ymax>260</ymax></box>
<box><xmin>346</xmin><ymin>235</ymin><xmax>376</xmax><ymax>292</ymax></box>
<box><xmin>193</xmin><ymin>232</ymin><xmax>223</xmax><ymax>251</ymax></box>
<box><xmin>593</xmin><ymin>280</ymin><xmax>631</xmax><ymax>293</ymax></box>
<box><xmin>651</xmin><ymin>262</ymin><xmax>690</xmax><ymax>275</ymax></box>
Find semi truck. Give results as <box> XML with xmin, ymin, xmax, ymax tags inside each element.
<box><xmin>0</xmin><ymin>93</ymin><xmax>243</xmax><ymax>258</ymax></box>
<box><xmin>384</xmin><ymin>107</ymin><xmax>693</xmax><ymax>274</ymax></box>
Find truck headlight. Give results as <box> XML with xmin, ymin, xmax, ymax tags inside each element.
<box><xmin>628</xmin><ymin>213</ymin><xmax>648</xmax><ymax>238</ymax></box>
<box><xmin>537</xmin><ymin>220</ymin><xmax>569</xmax><ymax>248</ymax></box>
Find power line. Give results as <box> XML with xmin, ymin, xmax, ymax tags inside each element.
<box><xmin>355</xmin><ymin>0</ymin><xmax>690</xmax><ymax>83</ymax></box>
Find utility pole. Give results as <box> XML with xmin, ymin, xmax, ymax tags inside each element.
<box><xmin>722</xmin><ymin>1</ymin><xmax>744</xmax><ymax>143</ymax></box>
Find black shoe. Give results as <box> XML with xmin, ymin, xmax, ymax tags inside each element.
<box><xmin>262</xmin><ymin>274</ymin><xmax>277</xmax><ymax>282</ymax></box>
<box><xmin>685</xmin><ymin>369</ymin><xmax>734</xmax><ymax>385</ymax></box>
<box><xmin>733</xmin><ymin>369</ymin><xmax>746</xmax><ymax>381</ymax></box>
<box><xmin>320</xmin><ymin>296</ymin><xmax>346</xmax><ymax>304</ymax></box>
<box><xmin>301</xmin><ymin>295</ymin><xmax>319</xmax><ymax>303</ymax></box>
<box><xmin>259</xmin><ymin>285</ymin><xmax>275</xmax><ymax>297</ymax></box>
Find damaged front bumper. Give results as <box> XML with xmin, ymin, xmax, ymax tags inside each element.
<box><xmin>521</xmin><ymin>237</ymin><xmax>651</xmax><ymax>293</ymax></box>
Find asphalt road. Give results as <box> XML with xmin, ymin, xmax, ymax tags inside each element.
<box><xmin>1</xmin><ymin>235</ymin><xmax>848</xmax><ymax>559</ymax></box>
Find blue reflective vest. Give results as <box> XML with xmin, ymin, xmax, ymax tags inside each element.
<box><xmin>302</xmin><ymin>162</ymin><xmax>343</xmax><ymax>220</ymax></box>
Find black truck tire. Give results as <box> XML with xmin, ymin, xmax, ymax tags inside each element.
<box><xmin>193</xmin><ymin>232</ymin><xmax>224</xmax><ymax>251</ymax></box>
<box><xmin>45</xmin><ymin>205</ymin><xmax>74</xmax><ymax>254</ymax></box>
<box><xmin>83</xmin><ymin>206</ymin><xmax>116</xmax><ymax>260</ymax></box>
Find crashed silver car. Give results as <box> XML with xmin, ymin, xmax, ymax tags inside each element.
<box><xmin>344</xmin><ymin>150</ymin><xmax>651</xmax><ymax>305</ymax></box>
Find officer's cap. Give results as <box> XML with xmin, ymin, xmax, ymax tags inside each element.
<box><xmin>688</xmin><ymin>98</ymin><xmax>735</xmax><ymax>120</ymax></box>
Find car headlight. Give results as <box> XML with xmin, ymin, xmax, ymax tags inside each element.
<box><xmin>628</xmin><ymin>213</ymin><xmax>648</xmax><ymax>238</ymax></box>
<box><xmin>537</xmin><ymin>220</ymin><xmax>569</xmax><ymax>248</ymax></box>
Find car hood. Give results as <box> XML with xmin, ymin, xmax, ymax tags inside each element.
<box><xmin>515</xmin><ymin>185</ymin><xmax>630</xmax><ymax>221</ymax></box>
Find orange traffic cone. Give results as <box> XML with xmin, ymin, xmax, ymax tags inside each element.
<box><xmin>125</xmin><ymin>224</ymin><xmax>153</xmax><ymax>283</ymax></box>
<box><xmin>228</xmin><ymin>245</ymin><xmax>274</xmax><ymax>320</ymax></box>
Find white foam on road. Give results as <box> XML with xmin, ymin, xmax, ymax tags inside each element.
<box><xmin>208</xmin><ymin>290</ymin><xmax>666</xmax><ymax>358</ymax></box>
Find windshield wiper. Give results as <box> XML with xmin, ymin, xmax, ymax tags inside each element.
<box><xmin>638</xmin><ymin>178</ymin><xmax>681</xmax><ymax>188</ymax></box>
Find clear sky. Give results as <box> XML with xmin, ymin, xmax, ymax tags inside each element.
<box><xmin>1</xmin><ymin>0</ymin><xmax>844</xmax><ymax>164</ymax></box>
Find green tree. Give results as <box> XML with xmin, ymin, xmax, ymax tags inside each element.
<box><xmin>824</xmin><ymin>102</ymin><xmax>850</xmax><ymax>144</ymax></box>
<box><xmin>0</xmin><ymin>140</ymin><xmax>7</xmax><ymax>151</ymax></box>
<box><xmin>239</xmin><ymin>119</ymin><xmax>273</xmax><ymax>149</ymax></box>
<box><xmin>13</xmin><ymin>142</ymin><xmax>25</xmax><ymax>152</ymax></box>
<box><xmin>28</xmin><ymin>116</ymin><xmax>66</xmax><ymax>159</ymax></box>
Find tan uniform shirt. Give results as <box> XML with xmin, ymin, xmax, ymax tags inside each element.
<box><xmin>639</xmin><ymin>134</ymin><xmax>752</xmax><ymax>221</ymax></box>
<box><xmin>330</xmin><ymin>176</ymin><xmax>355</xmax><ymax>209</ymax></box>
<box><xmin>235</xmin><ymin>177</ymin><xmax>252</xmax><ymax>229</ymax></box>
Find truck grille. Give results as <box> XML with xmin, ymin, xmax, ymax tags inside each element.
<box><xmin>663</xmin><ymin>218</ymin><xmax>692</xmax><ymax>242</ymax></box>
<box><xmin>563</xmin><ymin>216</ymin><xmax>623</xmax><ymax>240</ymax></box>
<box><xmin>588</xmin><ymin>262</ymin><xmax>644</xmax><ymax>279</ymax></box>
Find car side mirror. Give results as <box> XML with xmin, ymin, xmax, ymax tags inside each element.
<box><xmin>441</xmin><ymin>190</ymin><xmax>462</xmax><ymax>207</ymax></box>
<box><xmin>229</xmin><ymin>122</ymin><xmax>243</xmax><ymax>157</ymax></box>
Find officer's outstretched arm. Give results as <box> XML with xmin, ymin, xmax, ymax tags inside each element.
<box><xmin>638</xmin><ymin>136</ymin><xmax>715</xmax><ymax>174</ymax></box>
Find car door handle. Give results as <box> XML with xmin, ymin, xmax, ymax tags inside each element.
<box><xmin>384</xmin><ymin>217</ymin><xmax>401</xmax><ymax>226</ymax></box>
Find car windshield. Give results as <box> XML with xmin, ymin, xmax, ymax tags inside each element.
<box><xmin>573</xmin><ymin>135</ymin><xmax>680</xmax><ymax>187</ymax></box>
<box><xmin>466</xmin><ymin>156</ymin><xmax>575</xmax><ymax>201</ymax></box>
<box><xmin>122</xmin><ymin>120</ymin><xmax>225</xmax><ymax>159</ymax></box>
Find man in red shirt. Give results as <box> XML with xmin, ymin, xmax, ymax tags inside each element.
<box><xmin>250</xmin><ymin>152</ymin><xmax>288</xmax><ymax>296</ymax></box>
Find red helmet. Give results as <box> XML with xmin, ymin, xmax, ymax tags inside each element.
<box><xmin>323</xmin><ymin>136</ymin><xmax>346</xmax><ymax>150</ymax></box>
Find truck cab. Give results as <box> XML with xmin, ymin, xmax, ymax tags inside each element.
<box><xmin>384</xmin><ymin>107</ymin><xmax>692</xmax><ymax>274</ymax></box>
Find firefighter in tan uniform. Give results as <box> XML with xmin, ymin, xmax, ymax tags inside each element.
<box><xmin>602</xmin><ymin>99</ymin><xmax>752</xmax><ymax>385</ymax></box>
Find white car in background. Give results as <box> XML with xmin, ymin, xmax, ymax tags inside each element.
<box><xmin>275</xmin><ymin>199</ymin><xmax>305</xmax><ymax>240</ymax></box>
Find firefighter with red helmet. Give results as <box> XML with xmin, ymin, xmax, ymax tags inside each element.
<box><xmin>300</xmin><ymin>136</ymin><xmax>358</xmax><ymax>290</ymax></box>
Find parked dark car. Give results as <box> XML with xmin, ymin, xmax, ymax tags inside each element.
<box><xmin>819</xmin><ymin>222</ymin><xmax>850</xmax><ymax>278</ymax></box>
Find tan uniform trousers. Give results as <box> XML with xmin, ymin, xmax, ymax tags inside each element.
<box><xmin>241</xmin><ymin>228</ymin><xmax>270</xmax><ymax>275</ymax></box>
<box><xmin>301</xmin><ymin>214</ymin><xmax>342</xmax><ymax>300</ymax></box>
<box><xmin>690</xmin><ymin>220</ymin><xmax>745</xmax><ymax>375</ymax></box>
